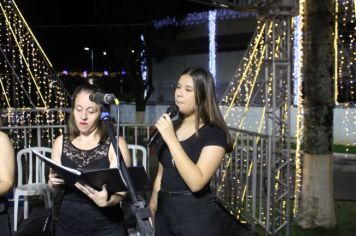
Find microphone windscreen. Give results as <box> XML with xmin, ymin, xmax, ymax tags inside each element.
<box><xmin>166</xmin><ymin>104</ymin><xmax>179</xmax><ymax>118</ymax></box>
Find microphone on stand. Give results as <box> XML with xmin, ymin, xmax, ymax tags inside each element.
<box><xmin>147</xmin><ymin>104</ymin><xmax>179</xmax><ymax>146</ymax></box>
<box><xmin>89</xmin><ymin>92</ymin><xmax>119</xmax><ymax>105</ymax></box>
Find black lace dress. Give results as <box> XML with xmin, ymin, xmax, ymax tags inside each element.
<box><xmin>55</xmin><ymin>135</ymin><xmax>126</xmax><ymax>236</ymax></box>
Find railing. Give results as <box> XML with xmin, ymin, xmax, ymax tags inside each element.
<box><xmin>1</xmin><ymin>125</ymin><xmax>67</xmax><ymax>151</ymax></box>
<box><xmin>118</xmin><ymin>124</ymin><xmax>155</xmax><ymax>178</ymax></box>
<box><xmin>1</xmin><ymin>123</ymin><xmax>283</xmax><ymax>235</ymax></box>
<box><xmin>213</xmin><ymin>128</ymin><xmax>274</xmax><ymax>234</ymax></box>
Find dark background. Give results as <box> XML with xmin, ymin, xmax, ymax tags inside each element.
<box><xmin>16</xmin><ymin>0</ymin><xmax>213</xmax><ymax>72</ymax></box>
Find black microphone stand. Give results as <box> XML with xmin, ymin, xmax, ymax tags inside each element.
<box><xmin>100</xmin><ymin>105</ymin><xmax>154</xmax><ymax>236</ymax></box>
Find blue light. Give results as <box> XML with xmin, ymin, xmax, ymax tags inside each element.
<box><xmin>293</xmin><ymin>16</ymin><xmax>302</xmax><ymax>105</ymax></box>
<box><xmin>209</xmin><ymin>10</ymin><xmax>217</xmax><ymax>81</ymax></box>
<box><xmin>153</xmin><ymin>9</ymin><xmax>256</xmax><ymax>29</ymax></box>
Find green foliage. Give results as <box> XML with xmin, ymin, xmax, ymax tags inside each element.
<box><xmin>289</xmin><ymin>201</ymin><xmax>356</xmax><ymax>236</ymax></box>
<box><xmin>333</xmin><ymin>145</ymin><xmax>356</xmax><ymax>154</ymax></box>
<box><xmin>290</xmin><ymin>141</ymin><xmax>356</xmax><ymax>154</ymax></box>
<box><xmin>254</xmin><ymin>201</ymin><xmax>356</xmax><ymax>235</ymax></box>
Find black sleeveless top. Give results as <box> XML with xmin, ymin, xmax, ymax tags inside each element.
<box><xmin>56</xmin><ymin>135</ymin><xmax>125</xmax><ymax>235</ymax></box>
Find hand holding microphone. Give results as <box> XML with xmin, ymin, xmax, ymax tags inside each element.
<box><xmin>147</xmin><ymin>105</ymin><xmax>179</xmax><ymax>146</ymax></box>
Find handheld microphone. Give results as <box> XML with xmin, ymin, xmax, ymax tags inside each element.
<box><xmin>147</xmin><ymin>104</ymin><xmax>179</xmax><ymax>146</ymax></box>
<box><xmin>89</xmin><ymin>92</ymin><xmax>119</xmax><ymax>105</ymax></box>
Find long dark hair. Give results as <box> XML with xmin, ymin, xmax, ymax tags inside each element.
<box><xmin>67</xmin><ymin>83</ymin><xmax>108</xmax><ymax>143</ymax></box>
<box><xmin>178</xmin><ymin>67</ymin><xmax>232</xmax><ymax>152</ymax></box>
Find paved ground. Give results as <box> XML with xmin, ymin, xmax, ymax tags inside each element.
<box><xmin>334</xmin><ymin>158</ymin><xmax>356</xmax><ymax>201</ymax></box>
<box><xmin>7</xmin><ymin>158</ymin><xmax>356</xmax><ymax>236</ymax></box>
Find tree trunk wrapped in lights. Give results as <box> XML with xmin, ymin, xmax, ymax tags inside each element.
<box><xmin>298</xmin><ymin>0</ymin><xmax>336</xmax><ymax>229</ymax></box>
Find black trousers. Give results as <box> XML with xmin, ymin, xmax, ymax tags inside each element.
<box><xmin>0</xmin><ymin>198</ymin><xmax>11</xmax><ymax>236</ymax></box>
<box><xmin>155</xmin><ymin>191</ymin><xmax>221</xmax><ymax>236</ymax></box>
<box><xmin>0</xmin><ymin>211</ymin><xmax>11</xmax><ymax>236</ymax></box>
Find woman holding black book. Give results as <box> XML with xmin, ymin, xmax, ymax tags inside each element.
<box><xmin>149</xmin><ymin>67</ymin><xmax>232</xmax><ymax>236</ymax></box>
<box><xmin>48</xmin><ymin>83</ymin><xmax>131</xmax><ymax>236</ymax></box>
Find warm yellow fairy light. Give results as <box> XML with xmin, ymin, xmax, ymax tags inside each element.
<box><xmin>224</xmin><ymin>22</ymin><xmax>266</xmax><ymax>119</ymax></box>
<box><xmin>335</xmin><ymin>0</ymin><xmax>339</xmax><ymax>103</ymax></box>
<box><xmin>239</xmin><ymin>45</ymin><xmax>266</xmax><ymax>129</ymax></box>
<box><xmin>335</xmin><ymin>0</ymin><xmax>356</xmax><ymax>154</ymax></box>
<box><xmin>219</xmin><ymin>19</ymin><xmax>291</xmax><ymax>224</ymax></box>
<box><xmin>0</xmin><ymin>0</ymin><xmax>69</xmax><ymax>148</ymax></box>
<box><xmin>11</xmin><ymin>0</ymin><xmax>53</xmax><ymax>68</ymax></box>
<box><xmin>293</xmin><ymin>0</ymin><xmax>305</xmax><ymax>217</ymax></box>
<box><xmin>0</xmin><ymin>2</ymin><xmax>47</xmax><ymax>108</ymax></box>
<box><xmin>0</xmin><ymin>78</ymin><xmax>11</xmax><ymax>107</ymax></box>
<box><xmin>217</xmin><ymin>0</ymin><xmax>355</xmax><ymax>229</ymax></box>
<box><xmin>217</xmin><ymin>155</ymin><xmax>232</xmax><ymax>193</ymax></box>
<box><xmin>218</xmin><ymin>23</ymin><xmax>269</xmax><ymax>221</ymax></box>
<box><xmin>241</xmin><ymin>160</ymin><xmax>254</xmax><ymax>201</ymax></box>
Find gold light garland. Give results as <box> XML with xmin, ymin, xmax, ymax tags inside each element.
<box><xmin>336</xmin><ymin>0</ymin><xmax>356</xmax><ymax>152</ymax></box>
<box><xmin>0</xmin><ymin>0</ymin><xmax>69</xmax><ymax>148</ymax></box>
<box><xmin>219</xmin><ymin>0</ymin><xmax>356</xmax><ymax>224</ymax></box>
<box><xmin>293</xmin><ymin>0</ymin><xmax>305</xmax><ymax>217</ymax></box>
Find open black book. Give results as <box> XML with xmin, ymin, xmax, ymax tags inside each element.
<box><xmin>32</xmin><ymin>149</ymin><xmax>151</xmax><ymax>193</ymax></box>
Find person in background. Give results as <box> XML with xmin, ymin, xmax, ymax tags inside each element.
<box><xmin>48</xmin><ymin>83</ymin><xmax>131</xmax><ymax>236</ymax></box>
<box><xmin>0</xmin><ymin>131</ymin><xmax>15</xmax><ymax>236</ymax></box>
<box><xmin>149</xmin><ymin>67</ymin><xmax>232</xmax><ymax>236</ymax></box>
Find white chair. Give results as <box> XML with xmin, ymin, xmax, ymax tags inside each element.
<box><xmin>128</xmin><ymin>144</ymin><xmax>147</xmax><ymax>170</ymax></box>
<box><xmin>126</xmin><ymin>145</ymin><xmax>149</xmax><ymax>235</ymax></box>
<box><xmin>13</xmin><ymin>146</ymin><xmax>52</xmax><ymax>231</ymax></box>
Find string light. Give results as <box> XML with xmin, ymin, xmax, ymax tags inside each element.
<box><xmin>292</xmin><ymin>0</ymin><xmax>305</xmax><ymax>217</ymax></box>
<box><xmin>0</xmin><ymin>0</ymin><xmax>68</xmax><ymax>148</ymax></box>
<box><xmin>336</xmin><ymin>0</ymin><xmax>355</xmax><ymax>155</ymax></box>
<box><xmin>292</xmin><ymin>16</ymin><xmax>302</xmax><ymax>106</ymax></box>
<box><xmin>140</xmin><ymin>34</ymin><xmax>148</xmax><ymax>99</ymax></box>
<box><xmin>218</xmin><ymin>0</ymin><xmax>355</xmax><ymax>225</ymax></box>
<box><xmin>153</xmin><ymin>9</ymin><xmax>256</xmax><ymax>29</ymax></box>
<box><xmin>209</xmin><ymin>10</ymin><xmax>216</xmax><ymax>80</ymax></box>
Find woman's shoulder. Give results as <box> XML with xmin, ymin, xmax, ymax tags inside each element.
<box><xmin>55</xmin><ymin>134</ymin><xmax>65</xmax><ymax>141</ymax></box>
<box><xmin>107</xmin><ymin>136</ymin><xmax>128</xmax><ymax>148</ymax></box>
<box><xmin>0</xmin><ymin>131</ymin><xmax>7</xmax><ymax>138</ymax></box>
<box><xmin>0</xmin><ymin>131</ymin><xmax>10</xmax><ymax>142</ymax></box>
<box><xmin>200</xmin><ymin>124</ymin><xmax>228</xmax><ymax>147</ymax></box>
<box><xmin>53</xmin><ymin>134</ymin><xmax>65</xmax><ymax>147</ymax></box>
<box><xmin>201</xmin><ymin>124</ymin><xmax>225</xmax><ymax>134</ymax></box>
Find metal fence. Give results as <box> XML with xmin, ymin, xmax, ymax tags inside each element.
<box><xmin>213</xmin><ymin>128</ymin><xmax>276</xmax><ymax>234</ymax></box>
<box><xmin>1</xmin><ymin>122</ymin><xmax>289</xmax><ymax>235</ymax></box>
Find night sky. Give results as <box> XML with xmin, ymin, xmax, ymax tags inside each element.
<box><xmin>15</xmin><ymin>0</ymin><xmax>213</xmax><ymax>72</ymax></box>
